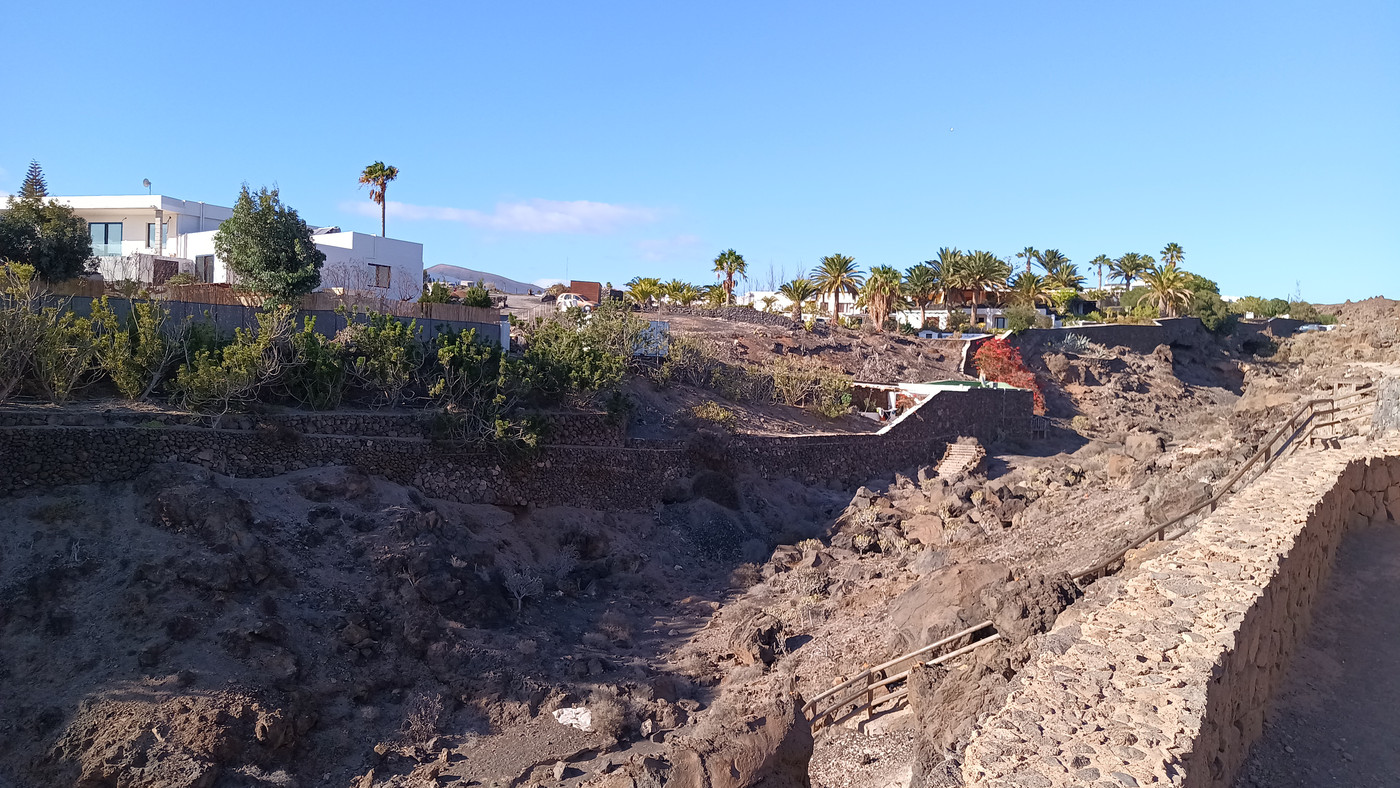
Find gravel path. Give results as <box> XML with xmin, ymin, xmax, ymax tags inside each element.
<box><xmin>1234</xmin><ymin>519</ymin><xmax>1400</xmax><ymax>787</ymax></box>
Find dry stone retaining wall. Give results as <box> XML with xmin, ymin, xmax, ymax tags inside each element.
<box><xmin>0</xmin><ymin>387</ymin><xmax>1030</xmax><ymax>508</ymax></box>
<box><xmin>957</xmin><ymin>437</ymin><xmax>1400</xmax><ymax>788</ymax></box>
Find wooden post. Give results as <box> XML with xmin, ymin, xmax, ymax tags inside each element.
<box><xmin>865</xmin><ymin>672</ymin><xmax>874</xmax><ymax>719</ymax></box>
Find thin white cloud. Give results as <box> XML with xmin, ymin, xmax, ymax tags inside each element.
<box><xmin>635</xmin><ymin>234</ymin><xmax>703</xmax><ymax>262</ymax></box>
<box><xmin>533</xmin><ymin>278</ymin><xmax>566</xmax><ymax>288</ymax></box>
<box><xmin>342</xmin><ymin>198</ymin><xmax>656</xmax><ymax>234</ymax></box>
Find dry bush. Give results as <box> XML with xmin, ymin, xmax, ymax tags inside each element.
<box><xmin>599</xmin><ymin>609</ymin><xmax>632</xmax><ymax>644</ymax></box>
<box><xmin>729</xmin><ymin>563</ymin><xmax>762</xmax><ymax>589</ymax></box>
<box><xmin>400</xmin><ymin>691</ymin><xmax>444</xmax><ymax>746</ymax></box>
<box><xmin>582</xmin><ymin>631</ymin><xmax>610</xmax><ymax>649</ymax></box>
<box><xmin>516</xmin><ymin>639</ymin><xmax>538</xmax><ymax>657</ymax></box>
<box><xmin>589</xmin><ymin>688</ymin><xmax>629</xmax><ymax>742</ymax></box>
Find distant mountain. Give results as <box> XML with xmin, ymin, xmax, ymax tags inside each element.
<box><xmin>424</xmin><ymin>265</ymin><xmax>541</xmax><ymax>294</ymax></box>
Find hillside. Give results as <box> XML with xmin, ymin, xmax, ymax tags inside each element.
<box><xmin>425</xmin><ymin>265</ymin><xmax>541</xmax><ymax>294</ymax></box>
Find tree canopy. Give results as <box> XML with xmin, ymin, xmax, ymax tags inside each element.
<box><xmin>0</xmin><ymin>161</ymin><xmax>91</xmax><ymax>282</ymax></box>
<box><xmin>213</xmin><ymin>186</ymin><xmax>325</xmax><ymax>304</ymax></box>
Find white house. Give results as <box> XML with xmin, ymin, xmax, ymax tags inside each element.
<box><xmin>49</xmin><ymin>194</ymin><xmax>424</xmax><ymax>296</ymax></box>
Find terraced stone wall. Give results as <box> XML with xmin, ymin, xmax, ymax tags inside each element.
<box><xmin>957</xmin><ymin>439</ymin><xmax>1400</xmax><ymax>788</ymax></box>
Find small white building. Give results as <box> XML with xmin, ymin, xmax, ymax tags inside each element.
<box><xmin>49</xmin><ymin>194</ymin><xmax>424</xmax><ymax>296</ymax></box>
<box><xmin>739</xmin><ymin>289</ymin><xmax>861</xmax><ymax>317</ymax></box>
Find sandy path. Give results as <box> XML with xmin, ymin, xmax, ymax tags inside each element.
<box><xmin>1234</xmin><ymin>519</ymin><xmax>1400</xmax><ymax>787</ymax></box>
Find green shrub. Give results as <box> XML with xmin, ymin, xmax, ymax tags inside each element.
<box><xmin>165</xmin><ymin>272</ymin><xmax>198</xmax><ymax>286</ymax></box>
<box><xmin>459</xmin><ymin>286</ymin><xmax>493</xmax><ymax>308</ymax></box>
<box><xmin>285</xmin><ymin>316</ymin><xmax>347</xmax><ymax>409</ymax></box>
<box><xmin>690</xmin><ymin>400</ymin><xmax>737</xmax><ymax>430</ymax></box>
<box><xmin>341</xmin><ymin>311</ymin><xmax>422</xmax><ymax>407</ymax></box>
<box><xmin>91</xmin><ymin>297</ymin><xmax>182</xmax><ymax>401</ymax></box>
<box><xmin>1002</xmin><ymin>304</ymin><xmax>1041</xmax><ymax>334</ymax></box>
<box><xmin>946</xmin><ymin>310</ymin><xmax>971</xmax><ymax>333</ymax></box>
<box><xmin>32</xmin><ymin>307</ymin><xmax>97</xmax><ymax>402</ymax></box>
<box><xmin>0</xmin><ymin>263</ymin><xmax>46</xmax><ymax>401</ymax></box>
<box><xmin>172</xmin><ymin>308</ymin><xmax>296</xmax><ymax>415</ymax></box>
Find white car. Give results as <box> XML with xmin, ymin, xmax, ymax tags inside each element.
<box><xmin>555</xmin><ymin>293</ymin><xmax>596</xmax><ymax>312</ymax></box>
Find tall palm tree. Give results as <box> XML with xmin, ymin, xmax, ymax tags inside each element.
<box><xmin>712</xmin><ymin>249</ymin><xmax>747</xmax><ymax>305</ymax></box>
<box><xmin>358</xmin><ymin>161</ymin><xmax>399</xmax><ymax>237</ymax></box>
<box><xmin>1008</xmin><ymin>271</ymin><xmax>1053</xmax><ymax>307</ymax></box>
<box><xmin>778</xmin><ymin>278</ymin><xmax>818</xmax><ymax>320</ymax></box>
<box><xmin>1140</xmin><ymin>263</ymin><xmax>1193</xmax><ymax>317</ymax></box>
<box><xmin>859</xmin><ymin>266</ymin><xmax>906</xmax><ymax>331</ymax></box>
<box><xmin>947</xmin><ymin>250</ymin><xmax>1010</xmax><ymax>326</ymax></box>
<box><xmin>1090</xmin><ymin>254</ymin><xmax>1112</xmax><ymax>292</ymax></box>
<box><xmin>1109</xmin><ymin>252</ymin><xmax>1149</xmax><ymax>293</ymax></box>
<box><xmin>810</xmin><ymin>253</ymin><xmax>864</xmax><ymax>321</ymax></box>
<box><xmin>903</xmin><ymin>263</ymin><xmax>940</xmax><ymax>329</ymax></box>
<box><xmin>1016</xmin><ymin>247</ymin><xmax>1040</xmax><ymax>275</ymax></box>
<box><xmin>1160</xmin><ymin>242</ymin><xmax>1184</xmax><ymax>268</ymax></box>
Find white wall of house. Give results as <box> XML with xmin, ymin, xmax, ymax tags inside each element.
<box><xmin>314</xmin><ymin>233</ymin><xmax>424</xmax><ymax>300</ymax></box>
<box><xmin>48</xmin><ymin>195</ymin><xmax>424</xmax><ymax>295</ymax></box>
<box><xmin>54</xmin><ymin>195</ymin><xmax>232</xmax><ymax>260</ymax></box>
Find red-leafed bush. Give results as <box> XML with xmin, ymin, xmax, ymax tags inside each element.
<box><xmin>973</xmin><ymin>338</ymin><xmax>1044</xmax><ymax>414</ymax></box>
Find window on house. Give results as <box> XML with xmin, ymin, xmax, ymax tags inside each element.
<box><xmin>194</xmin><ymin>255</ymin><xmax>214</xmax><ymax>283</ymax></box>
<box><xmin>371</xmin><ymin>264</ymin><xmax>391</xmax><ymax>289</ymax></box>
<box><xmin>995</xmin><ymin>317</ymin><xmax>1007</xmax><ymax>329</ymax></box>
<box><xmin>146</xmin><ymin>222</ymin><xmax>168</xmax><ymax>249</ymax></box>
<box><xmin>89</xmin><ymin>222</ymin><xmax>122</xmax><ymax>256</ymax></box>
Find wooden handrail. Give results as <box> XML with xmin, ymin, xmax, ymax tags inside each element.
<box><xmin>806</xmin><ymin>631</ymin><xmax>1003</xmax><ymax>730</ymax></box>
<box><xmin>802</xmin><ymin>620</ymin><xmax>992</xmax><ymax>713</ymax></box>
<box><xmin>1071</xmin><ymin>390</ymin><xmax>1374</xmax><ymax>581</ymax></box>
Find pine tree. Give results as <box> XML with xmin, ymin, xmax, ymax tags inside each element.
<box><xmin>20</xmin><ymin>160</ymin><xmax>47</xmax><ymax>199</ymax></box>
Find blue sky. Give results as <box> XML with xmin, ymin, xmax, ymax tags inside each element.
<box><xmin>2</xmin><ymin>1</ymin><xmax>1396</xmax><ymax>302</ymax></box>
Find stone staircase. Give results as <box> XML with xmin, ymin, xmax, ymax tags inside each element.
<box><xmin>936</xmin><ymin>439</ymin><xmax>984</xmax><ymax>479</ymax></box>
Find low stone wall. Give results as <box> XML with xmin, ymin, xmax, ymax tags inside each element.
<box><xmin>1011</xmin><ymin>317</ymin><xmax>1212</xmax><ymax>355</ymax></box>
<box><xmin>0</xmin><ymin>387</ymin><xmax>1031</xmax><ymax>508</ymax></box>
<box><xmin>958</xmin><ymin>438</ymin><xmax>1400</xmax><ymax>788</ymax></box>
<box><xmin>655</xmin><ymin>305</ymin><xmax>800</xmax><ymax>328</ymax></box>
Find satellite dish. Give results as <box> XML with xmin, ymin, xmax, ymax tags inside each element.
<box><xmin>142</xmin><ymin>178</ymin><xmax>152</xmax><ymax>194</ymax></box>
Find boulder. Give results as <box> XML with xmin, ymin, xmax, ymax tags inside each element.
<box><xmin>1125</xmin><ymin>431</ymin><xmax>1165</xmax><ymax>462</ymax></box>
<box><xmin>729</xmin><ymin>612</ymin><xmax>785</xmax><ymax>667</ymax></box>
<box><xmin>902</xmin><ymin>515</ymin><xmax>946</xmax><ymax>547</ymax></box>
<box><xmin>1105</xmin><ymin>453</ymin><xmax>1136</xmax><ymax>483</ymax></box>
<box><xmin>886</xmin><ymin>561</ymin><xmax>1012</xmax><ymax>653</ymax></box>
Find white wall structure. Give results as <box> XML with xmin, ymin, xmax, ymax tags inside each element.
<box><xmin>739</xmin><ymin>289</ymin><xmax>860</xmax><ymax>316</ymax></box>
<box><xmin>49</xmin><ymin>194</ymin><xmax>424</xmax><ymax>294</ymax></box>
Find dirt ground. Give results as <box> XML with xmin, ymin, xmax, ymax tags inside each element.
<box><xmin>1233</xmin><ymin>518</ymin><xmax>1400</xmax><ymax>788</ymax></box>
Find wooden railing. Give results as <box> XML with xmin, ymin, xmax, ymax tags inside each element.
<box><xmin>1071</xmin><ymin>386</ymin><xmax>1376</xmax><ymax>582</ymax></box>
<box><xmin>802</xmin><ymin>621</ymin><xmax>1001</xmax><ymax>731</ymax></box>
<box><xmin>799</xmin><ymin>384</ymin><xmax>1377</xmax><ymax>736</ymax></box>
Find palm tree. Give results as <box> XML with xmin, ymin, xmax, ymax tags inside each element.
<box><xmin>1009</xmin><ymin>271</ymin><xmax>1053</xmax><ymax>307</ymax></box>
<box><xmin>1037</xmin><ymin>249</ymin><xmax>1069</xmax><ymax>274</ymax></box>
<box><xmin>903</xmin><ymin>263</ymin><xmax>940</xmax><ymax>329</ymax></box>
<box><xmin>1044</xmin><ymin>260</ymin><xmax>1085</xmax><ymax>291</ymax></box>
<box><xmin>1109</xmin><ymin>253</ymin><xmax>1149</xmax><ymax>293</ymax></box>
<box><xmin>946</xmin><ymin>250</ymin><xmax>1010</xmax><ymax>327</ymax></box>
<box><xmin>663</xmin><ymin>279</ymin><xmax>701</xmax><ymax>309</ymax></box>
<box><xmin>1090</xmin><ymin>254</ymin><xmax>1113</xmax><ymax>292</ymax></box>
<box><xmin>712</xmin><ymin>249</ymin><xmax>747</xmax><ymax>305</ymax></box>
<box><xmin>701</xmin><ymin>283</ymin><xmax>726</xmax><ymax>308</ymax></box>
<box><xmin>778</xmin><ymin>278</ymin><xmax>818</xmax><ymax>321</ymax></box>
<box><xmin>1160</xmin><ymin>242</ymin><xmax>1184</xmax><ymax>268</ymax></box>
<box><xmin>858</xmin><ymin>266</ymin><xmax>906</xmax><ymax>331</ymax></box>
<box><xmin>358</xmin><ymin>161</ymin><xmax>400</xmax><ymax>237</ymax></box>
<box><xmin>1016</xmin><ymin>246</ymin><xmax>1040</xmax><ymax>275</ymax></box>
<box><xmin>625</xmin><ymin>276</ymin><xmax>663</xmax><ymax>309</ymax></box>
<box><xmin>1140</xmin><ymin>263</ymin><xmax>1193</xmax><ymax>317</ymax></box>
<box><xmin>671</xmin><ymin>283</ymin><xmax>703</xmax><ymax>306</ymax></box>
<box><xmin>810</xmin><ymin>253</ymin><xmax>864</xmax><ymax>322</ymax></box>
